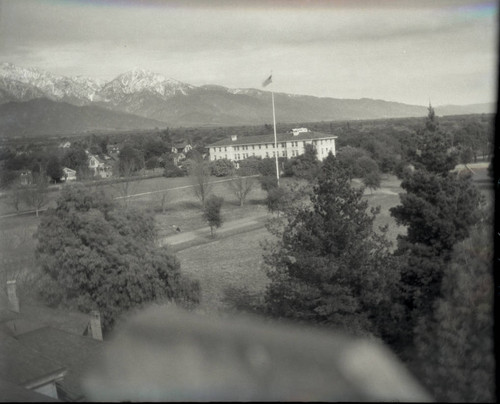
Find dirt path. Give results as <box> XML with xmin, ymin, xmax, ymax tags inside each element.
<box><xmin>159</xmin><ymin>211</ymin><xmax>269</xmax><ymax>250</ymax></box>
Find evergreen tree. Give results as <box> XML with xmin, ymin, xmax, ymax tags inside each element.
<box><xmin>263</xmin><ymin>153</ymin><xmax>400</xmax><ymax>338</ymax></box>
<box><xmin>203</xmin><ymin>195</ymin><xmax>224</xmax><ymax>237</ymax></box>
<box><xmin>390</xmin><ymin>106</ymin><xmax>484</xmax><ymax>351</ymax></box>
<box><xmin>413</xmin><ymin>223</ymin><xmax>495</xmax><ymax>402</ymax></box>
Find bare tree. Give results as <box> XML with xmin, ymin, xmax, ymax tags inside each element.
<box><xmin>7</xmin><ymin>181</ymin><xmax>24</xmax><ymax>214</ymax></box>
<box><xmin>189</xmin><ymin>153</ymin><xmax>213</xmax><ymax>208</ymax></box>
<box><xmin>226</xmin><ymin>174</ymin><xmax>256</xmax><ymax>207</ymax></box>
<box><xmin>114</xmin><ymin>159</ymin><xmax>142</xmax><ymax>207</ymax></box>
<box><xmin>22</xmin><ymin>173</ymin><xmax>49</xmax><ymax>217</ymax></box>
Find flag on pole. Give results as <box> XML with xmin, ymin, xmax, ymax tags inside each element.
<box><xmin>262</xmin><ymin>74</ymin><xmax>272</xmax><ymax>87</ymax></box>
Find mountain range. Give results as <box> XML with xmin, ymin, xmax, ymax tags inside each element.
<box><xmin>0</xmin><ymin>62</ymin><xmax>495</xmax><ymax>137</ymax></box>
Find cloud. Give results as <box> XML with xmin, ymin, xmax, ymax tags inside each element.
<box><xmin>0</xmin><ymin>0</ymin><xmax>496</xmax><ymax>105</ymax></box>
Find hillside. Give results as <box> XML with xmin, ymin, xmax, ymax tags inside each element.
<box><xmin>0</xmin><ymin>98</ymin><xmax>166</xmax><ymax>137</ymax></box>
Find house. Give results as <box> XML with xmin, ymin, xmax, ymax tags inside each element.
<box><xmin>19</xmin><ymin>170</ymin><xmax>33</xmax><ymax>185</ymax></box>
<box><xmin>106</xmin><ymin>144</ymin><xmax>120</xmax><ymax>155</ymax></box>
<box><xmin>0</xmin><ymin>329</ymin><xmax>67</xmax><ymax>400</ymax></box>
<box><xmin>173</xmin><ymin>153</ymin><xmax>186</xmax><ymax>166</ymax></box>
<box><xmin>58</xmin><ymin>141</ymin><xmax>71</xmax><ymax>149</ymax></box>
<box><xmin>1</xmin><ymin>280</ymin><xmax>105</xmax><ymax>401</ymax></box>
<box><xmin>62</xmin><ymin>167</ymin><xmax>77</xmax><ymax>182</ymax></box>
<box><xmin>207</xmin><ymin>128</ymin><xmax>337</xmax><ymax>163</ymax></box>
<box><xmin>171</xmin><ymin>142</ymin><xmax>192</xmax><ymax>155</ymax></box>
<box><xmin>87</xmin><ymin>154</ymin><xmax>113</xmax><ymax>179</ymax></box>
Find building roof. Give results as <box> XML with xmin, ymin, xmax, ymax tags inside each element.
<box><xmin>0</xmin><ymin>330</ymin><xmax>67</xmax><ymax>389</ymax></box>
<box><xmin>208</xmin><ymin>131</ymin><xmax>337</xmax><ymax>147</ymax></box>
<box><xmin>0</xmin><ymin>378</ymin><xmax>61</xmax><ymax>402</ymax></box>
<box><xmin>16</xmin><ymin>327</ymin><xmax>105</xmax><ymax>401</ymax></box>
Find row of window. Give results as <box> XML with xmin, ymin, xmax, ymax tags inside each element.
<box><xmin>216</xmin><ymin>149</ymin><xmax>306</xmax><ymax>160</ymax></box>
<box><xmin>215</xmin><ymin>139</ymin><xmax>332</xmax><ymax>153</ymax></box>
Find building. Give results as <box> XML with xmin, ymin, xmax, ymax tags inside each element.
<box><xmin>171</xmin><ymin>142</ymin><xmax>192</xmax><ymax>155</ymax></box>
<box><xmin>62</xmin><ymin>167</ymin><xmax>77</xmax><ymax>182</ymax></box>
<box><xmin>207</xmin><ymin>128</ymin><xmax>337</xmax><ymax>162</ymax></box>
<box><xmin>1</xmin><ymin>280</ymin><xmax>105</xmax><ymax>401</ymax></box>
<box><xmin>87</xmin><ymin>154</ymin><xmax>113</xmax><ymax>179</ymax></box>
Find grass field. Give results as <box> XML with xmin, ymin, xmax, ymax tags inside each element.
<box><xmin>176</xmin><ymin>227</ymin><xmax>272</xmax><ymax>313</ymax></box>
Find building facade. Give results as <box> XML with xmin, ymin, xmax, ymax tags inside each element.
<box><xmin>207</xmin><ymin>128</ymin><xmax>337</xmax><ymax>162</ymax></box>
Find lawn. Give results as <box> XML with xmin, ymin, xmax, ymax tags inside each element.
<box><xmin>176</xmin><ymin>227</ymin><xmax>272</xmax><ymax>313</ymax></box>
<box><xmin>175</xmin><ymin>174</ymin><xmax>407</xmax><ymax>313</ymax></box>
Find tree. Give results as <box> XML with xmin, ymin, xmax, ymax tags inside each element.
<box><xmin>412</xmin><ymin>222</ymin><xmax>495</xmax><ymax>402</ymax></box>
<box><xmin>46</xmin><ymin>155</ymin><xmax>63</xmax><ymax>183</ymax></box>
<box><xmin>189</xmin><ymin>152</ymin><xmax>213</xmax><ymax>208</ymax></box>
<box><xmin>265</xmin><ymin>186</ymin><xmax>286</xmax><ymax>216</ymax></box>
<box><xmin>283</xmin><ymin>144</ymin><xmax>320</xmax><ymax>180</ymax></box>
<box><xmin>413</xmin><ymin>105</ymin><xmax>458</xmax><ymax>174</ymax></box>
<box><xmin>203</xmin><ymin>195</ymin><xmax>224</xmax><ymax>237</ymax></box>
<box><xmin>389</xmin><ymin>106</ymin><xmax>484</xmax><ymax>351</ymax></box>
<box><xmin>226</xmin><ymin>174</ymin><xmax>256</xmax><ymax>207</ymax></box>
<box><xmin>62</xmin><ymin>145</ymin><xmax>88</xmax><ymax>171</ymax></box>
<box><xmin>22</xmin><ymin>172</ymin><xmax>49</xmax><ymax>216</ymax></box>
<box><xmin>336</xmin><ymin>146</ymin><xmax>370</xmax><ymax>180</ymax></box>
<box><xmin>262</xmin><ymin>154</ymin><xmax>400</xmax><ymax>337</ymax></box>
<box><xmin>35</xmin><ymin>184</ymin><xmax>200</xmax><ymax>333</ymax></box>
<box><xmin>362</xmin><ymin>170</ymin><xmax>381</xmax><ymax>193</ymax></box>
<box><xmin>7</xmin><ymin>181</ymin><xmax>24</xmax><ymax>214</ymax></box>
<box><xmin>210</xmin><ymin>158</ymin><xmax>235</xmax><ymax>177</ymax></box>
<box><xmin>118</xmin><ymin>145</ymin><xmax>144</xmax><ymax>176</ymax></box>
<box><xmin>238</xmin><ymin>156</ymin><xmax>261</xmax><ymax>175</ymax></box>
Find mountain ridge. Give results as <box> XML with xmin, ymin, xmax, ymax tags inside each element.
<box><xmin>0</xmin><ymin>62</ymin><xmax>495</xmax><ymax>135</ymax></box>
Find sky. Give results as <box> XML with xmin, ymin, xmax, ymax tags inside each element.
<box><xmin>0</xmin><ymin>0</ymin><xmax>497</xmax><ymax>106</ymax></box>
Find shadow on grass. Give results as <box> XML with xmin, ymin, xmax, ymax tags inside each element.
<box><xmin>221</xmin><ymin>285</ymin><xmax>265</xmax><ymax>315</ymax></box>
<box><xmin>177</xmin><ymin>200</ymin><xmax>203</xmax><ymax>210</ymax></box>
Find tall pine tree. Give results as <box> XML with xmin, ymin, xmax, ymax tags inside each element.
<box><xmin>262</xmin><ymin>153</ymin><xmax>400</xmax><ymax>338</ymax></box>
<box><xmin>390</xmin><ymin>105</ymin><xmax>484</xmax><ymax>351</ymax></box>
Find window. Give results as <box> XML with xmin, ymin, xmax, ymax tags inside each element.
<box><xmin>259</xmin><ymin>145</ymin><xmax>261</xmax><ymax>149</ymax></box>
<box><xmin>252</xmin><ymin>145</ymin><xmax>255</xmax><ymax>150</ymax></box>
<box><xmin>266</xmin><ymin>152</ymin><xmax>269</xmax><ymax>157</ymax></box>
<box><xmin>219</xmin><ymin>147</ymin><xmax>222</xmax><ymax>152</ymax></box>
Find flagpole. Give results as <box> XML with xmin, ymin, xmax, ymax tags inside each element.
<box><xmin>271</xmin><ymin>90</ymin><xmax>279</xmax><ymax>186</ymax></box>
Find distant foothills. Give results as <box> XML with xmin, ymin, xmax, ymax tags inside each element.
<box><xmin>0</xmin><ymin>62</ymin><xmax>495</xmax><ymax>137</ymax></box>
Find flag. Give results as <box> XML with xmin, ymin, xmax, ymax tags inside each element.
<box><xmin>262</xmin><ymin>74</ymin><xmax>272</xmax><ymax>87</ymax></box>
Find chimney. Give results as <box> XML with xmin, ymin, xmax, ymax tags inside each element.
<box><xmin>7</xmin><ymin>280</ymin><xmax>20</xmax><ymax>313</ymax></box>
<box><xmin>231</xmin><ymin>135</ymin><xmax>237</xmax><ymax>141</ymax></box>
<box><xmin>89</xmin><ymin>310</ymin><xmax>103</xmax><ymax>341</ymax></box>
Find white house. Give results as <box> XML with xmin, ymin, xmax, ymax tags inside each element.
<box><xmin>62</xmin><ymin>167</ymin><xmax>77</xmax><ymax>181</ymax></box>
<box><xmin>171</xmin><ymin>142</ymin><xmax>192</xmax><ymax>155</ymax></box>
<box><xmin>207</xmin><ymin>128</ymin><xmax>337</xmax><ymax>162</ymax></box>
<box><xmin>87</xmin><ymin>154</ymin><xmax>113</xmax><ymax>179</ymax></box>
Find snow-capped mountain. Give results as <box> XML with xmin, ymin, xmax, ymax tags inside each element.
<box><xmin>0</xmin><ymin>62</ymin><xmax>495</xmax><ymax>132</ymax></box>
<box><xmin>0</xmin><ymin>62</ymin><xmax>103</xmax><ymax>105</ymax></box>
<box><xmin>98</xmin><ymin>68</ymin><xmax>194</xmax><ymax>102</ymax></box>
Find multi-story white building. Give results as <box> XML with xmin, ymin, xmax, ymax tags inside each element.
<box><xmin>207</xmin><ymin>128</ymin><xmax>337</xmax><ymax>162</ymax></box>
